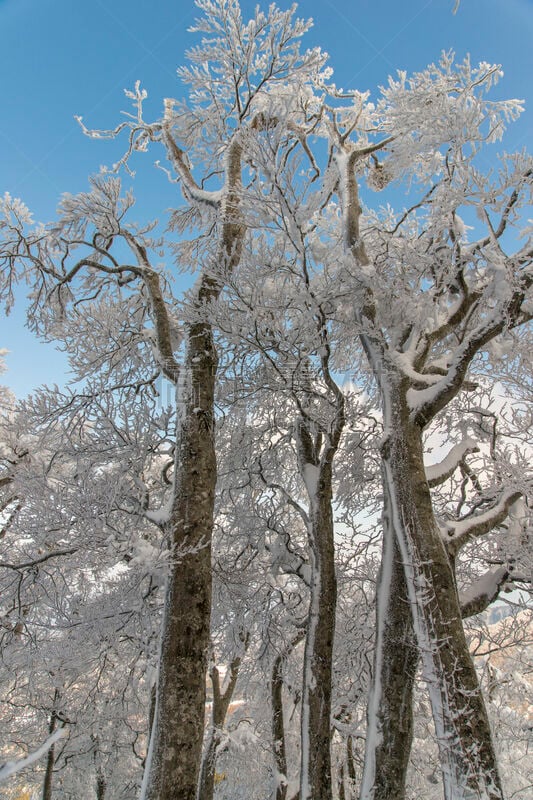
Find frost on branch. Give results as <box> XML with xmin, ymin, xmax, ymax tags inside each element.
<box><xmin>0</xmin><ymin>729</ymin><xmax>66</xmax><ymax>784</ymax></box>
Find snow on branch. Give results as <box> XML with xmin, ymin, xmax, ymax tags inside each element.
<box><xmin>459</xmin><ymin>566</ymin><xmax>509</xmax><ymax>619</ymax></box>
<box><xmin>444</xmin><ymin>488</ymin><xmax>524</xmax><ymax>556</ymax></box>
<box><xmin>408</xmin><ymin>280</ymin><xmax>531</xmax><ymax>427</ymax></box>
<box><xmin>0</xmin><ymin>547</ymin><xmax>78</xmax><ymax>571</ymax></box>
<box><xmin>425</xmin><ymin>437</ymin><xmax>479</xmax><ymax>487</ymax></box>
<box><xmin>0</xmin><ymin>729</ymin><xmax>66</xmax><ymax>784</ymax></box>
<box><xmin>161</xmin><ymin>110</ymin><xmax>223</xmax><ymax>208</ymax></box>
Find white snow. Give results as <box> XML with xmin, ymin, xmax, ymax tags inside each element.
<box><xmin>145</xmin><ymin>496</ymin><xmax>174</xmax><ymax>526</ymax></box>
<box><xmin>0</xmin><ymin>729</ymin><xmax>66</xmax><ymax>784</ymax></box>
<box><xmin>425</xmin><ymin>437</ymin><xmax>478</xmax><ymax>486</ymax></box>
<box><xmin>459</xmin><ymin>566</ymin><xmax>508</xmax><ymax>612</ymax></box>
<box><xmin>359</xmin><ymin>516</ymin><xmax>394</xmax><ymax>800</ymax></box>
<box><xmin>301</xmin><ymin>463</ymin><xmax>320</xmax><ymax>498</ymax></box>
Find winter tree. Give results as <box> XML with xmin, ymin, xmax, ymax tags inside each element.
<box><xmin>322</xmin><ymin>58</ymin><xmax>532</xmax><ymax>800</ymax></box>
<box><xmin>1</xmin><ymin>2</ymin><xmax>531</xmax><ymax>800</ymax></box>
<box><xmin>0</xmin><ymin>3</ymin><xmax>334</xmax><ymax>797</ymax></box>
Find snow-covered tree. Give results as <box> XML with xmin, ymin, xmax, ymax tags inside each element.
<box><xmin>0</xmin><ymin>3</ymin><xmax>333</xmax><ymax>797</ymax></box>
<box><xmin>323</xmin><ymin>57</ymin><xmax>532</xmax><ymax>800</ymax></box>
<box><xmin>1</xmin><ymin>3</ymin><xmax>531</xmax><ymax>800</ymax></box>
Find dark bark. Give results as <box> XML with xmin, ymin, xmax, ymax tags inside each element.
<box><xmin>92</xmin><ymin>735</ymin><xmax>107</xmax><ymax>800</ymax></box>
<box><xmin>338</xmin><ymin>736</ymin><xmax>358</xmax><ymax>800</ymax></box>
<box><xmin>297</xmin><ymin>423</ymin><xmax>341</xmax><ymax>800</ymax></box>
<box><xmin>300</xmin><ymin>486</ymin><xmax>337</xmax><ymax>800</ymax></box>
<box><xmin>272</xmin><ymin>650</ymin><xmax>289</xmax><ymax>800</ymax></box>
<box><xmin>143</xmin><ymin>323</ymin><xmax>218</xmax><ymax>800</ymax></box>
<box><xmin>42</xmin><ymin>725</ymin><xmax>56</xmax><ymax>800</ymax></box>
<box><xmin>141</xmin><ymin>136</ymin><xmax>244</xmax><ymax>800</ymax></box>
<box><xmin>96</xmin><ymin>772</ymin><xmax>107</xmax><ymax>800</ymax></box>
<box><xmin>382</xmin><ymin>378</ymin><xmax>504</xmax><ymax>800</ymax></box>
<box><xmin>42</xmin><ymin>690</ymin><xmax>60</xmax><ymax>800</ymax></box>
<box><xmin>346</xmin><ymin>737</ymin><xmax>357</xmax><ymax>795</ymax></box>
<box><xmin>295</xmin><ymin>347</ymin><xmax>344</xmax><ymax>800</ymax></box>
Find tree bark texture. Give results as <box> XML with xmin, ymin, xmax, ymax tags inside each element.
<box><xmin>142</xmin><ymin>323</ymin><xmax>218</xmax><ymax>800</ymax></box>
<box><xmin>381</xmin><ymin>376</ymin><xmax>503</xmax><ymax>800</ymax></box>
<box><xmin>272</xmin><ymin>632</ymin><xmax>305</xmax><ymax>800</ymax></box>
<box><xmin>299</xmin><ymin>460</ymin><xmax>338</xmax><ymax>800</ymax></box>
<box><xmin>338</xmin><ymin>736</ymin><xmax>357</xmax><ymax>800</ymax></box>
<box><xmin>42</xmin><ymin>709</ymin><xmax>57</xmax><ymax>800</ymax></box>
<box><xmin>272</xmin><ymin>649</ymin><xmax>289</xmax><ymax>800</ymax></box>
<box><xmin>96</xmin><ymin>772</ymin><xmax>107</xmax><ymax>800</ymax></box>
<box><xmin>359</xmin><ymin>509</ymin><xmax>417</xmax><ymax>800</ymax></box>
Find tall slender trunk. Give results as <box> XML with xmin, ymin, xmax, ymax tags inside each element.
<box><xmin>381</xmin><ymin>377</ymin><xmax>503</xmax><ymax>800</ymax></box>
<box><xmin>297</xmin><ymin>441</ymin><xmax>340</xmax><ymax>800</ymax></box>
<box><xmin>296</xmin><ymin>364</ymin><xmax>344</xmax><ymax>800</ymax></box>
<box><xmin>338</xmin><ymin>737</ymin><xmax>357</xmax><ymax>800</ymax></box>
<box><xmin>42</xmin><ymin>690</ymin><xmax>60</xmax><ymax>800</ymax></box>
<box><xmin>142</xmin><ymin>322</ymin><xmax>218</xmax><ymax>800</ymax></box>
<box><xmin>272</xmin><ymin>649</ymin><xmax>289</xmax><ymax>800</ymax></box>
<box><xmin>92</xmin><ymin>736</ymin><xmax>107</xmax><ymax>800</ymax></box>
<box><xmin>42</xmin><ymin>724</ymin><xmax>56</xmax><ymax>800</ymax></box>
<box><xmin>272</xmin><ymin>633</ymin><xmax>305</xmax><ymax>800</ymax></box>
<box><xmin>140</xmin><ymin>136</ymin><xmax>244</xmax><ymax>800</ymax></box>
<box><xmin>359</xmin><ymin>502</ymin><xmax>417</xmax><ymax>800</ymax></box>
<box><xmin>300</xmin><ymin>489</ymin><xmax>337</xmax><ymax>800</ymax></box>
<box><xmin>96</xmin><ymin>772</ymin><xmax>107</xmax><ymax>800</ymax></box>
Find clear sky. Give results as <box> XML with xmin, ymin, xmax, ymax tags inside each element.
<box><xmin>1</xmin><ymin>0</ymin><xmax>532</xmax><ymax>397</ymax></box>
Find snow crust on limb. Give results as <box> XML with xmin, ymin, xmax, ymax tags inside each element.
<box><xmin>459</xmin><ymin>566</ymin><xmax>510</xmax><ymax>619</ymax></box>
<box><xmin>444</xmin><ymin>487</ymin><xmax>524</xmax><ymax>555</ymax></box>
<box><xmin>0</xmin><ymin>729</ymin><xmax>66</xmax><ymax>784</ymax></box>
<box><xmin>144</xmin><ymin>497</ymin><xmax>173</xmax><ymax>526</ymax></box>
<box><xmin>425</xmin><ymin>437</ymin><xmax>478</xmax><ymax>487</ymax></box>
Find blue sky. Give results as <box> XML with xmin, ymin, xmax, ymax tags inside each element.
<box><xmin>1</xmin><ymin>0</ymin><xmax>532</xmax><ymax>397</ymax></box>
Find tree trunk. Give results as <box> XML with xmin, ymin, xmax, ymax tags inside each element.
<box><xmin>96</xmin><ymin>772</ymin><xmax>107</xmax><ymax>800</ymax></box>
<box><xmin>42</xmin><ymin>690</ymin><xmax>60</xmax><ymax>800</ymax></box>
<box><xmin>359</xmin><ymin>505</ymin><xmax>417</xmax><ymax>800</ymax></box>
<box><xmin>42</xmin><ymin>721</ymin><xmax>56</xmax><ymax>800</ymax></box>
<box><xmin>381</xmin><ymin>377</ymin><xmax>503</xmax><ymax>800</ymax></box>
<box><xmin>140</xmin><ymin>134</ymin><xmax>244</xmax><ymax>800</ymax></box>
<box><xmin>197</xmin><ymin>731</ymin><xmax>218</xmax><ymax>800</ymax></box>
<box><xmin>338</xmin><ymin>736</ymin><xmax>357</xmax><ymax>800</ymax></box>
<box><xmin>272</xmin><ymin>650</ymin><xmax>289</xmax><ymax>800</ymax></box>
<box><xmin>299</xmin><ymin>464</ymin><xmax>338</xmax><ymax>800</ymax></box>
<box><xmin>198</xmin><ymin>641</ymin><xmax>247</xmax><ymax>800</ymax></box>
<box><xmin>272</xmin><ymin>632</ymin><xmax>304</xmax><ymax>800</ymax></box>
<box><xmin>141</xmin><ymin>322</ymin><xmax>218</xmax><ymax>800</ymax></box>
